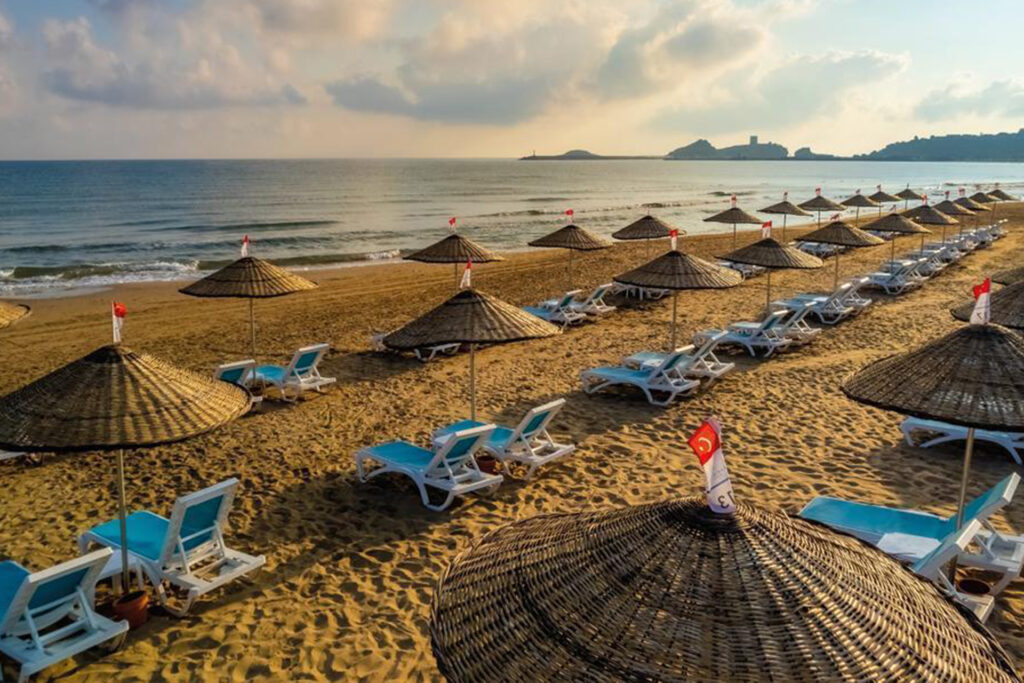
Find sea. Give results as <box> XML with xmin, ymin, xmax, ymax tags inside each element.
<box><xmin>2</xmin><ymin>158</ymin><xmax>1023</xmax><ymax>297</ymax></box>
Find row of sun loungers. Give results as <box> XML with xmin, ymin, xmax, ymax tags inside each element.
<box><xmin>215</xmin><ymin>343</ymin><xmax>336</xmax><ymax>402</ymax></box>
<box><xmin>524</xmin><ymin>284</ymin><xmax>617</xmax><ymax>326</ymax></box>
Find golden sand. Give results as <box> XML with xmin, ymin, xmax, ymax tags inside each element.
<box><xmin>1</xmin><ymin>209</ymin><xmax>1023</xmax><ymax>681</ymax></box>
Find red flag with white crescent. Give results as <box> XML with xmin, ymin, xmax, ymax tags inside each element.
<box><xmin>761</xmin><ymin>221</ymin><xmax>772</xmax><ymax>238</ymax></box>
<box><xmin>565</xmin><ymin>209</ymin><xmax>574</xmax><ymax>221</ymax></box>
<box><xmin>971</xmin><ymin>278</ymin><xmax>991</xmax><ymax>325</ymax></box>
<box><xmin>686</xmin><ymin>417</ymin><xmax>735</xmax><ymax>514</ymax></box>
<box><xmin>670</xmin><ymin>228</ymin><xmax>678</xmax><ymax>251</ymax></box>
<box><xmin>111</xmin><ymin>301</ymin><xmax>127</xmax><ymax>343</ymax></box>
<box><xmin>460</xmin><ymin>260</ymin><xmax>472</xmax><ymax>289</ymax></box>
<box><xmin>241</xmin><ymin>234</ymin><xmax>250</xmax><ymax>257</ymax></box>
<box><xmin>449</xmin><ymin>216</ymin><xmax>457</xmax><ymax>231</ymax></box>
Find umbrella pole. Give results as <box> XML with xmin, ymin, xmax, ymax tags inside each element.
<box><xmin>919</xmin><ymin>234</ymin><xmax>925</xmax><ymax>257</ymax></box>
<box><xmin>834</xmin><ymin>253</ymin><xmax>840</xmax><ymax>289</ymax></box>
<box><xmin>670</xmin><ymin>292</ymin><xmax>678</xmax><ymax>350</ymax></box>
<box><xmin>454</xmin><ymin>263</ymin><xmax>459</xmax><ymax>291</ymax></box>
<box><xmin>891</xmin><ymin>238</ymin><xmax>896</xmax><ymax>265</ymax></box>
<box><xmin>568</xmin><ymin>251</ymin><xmax>574</xmax><ymax>290</ymax></box>
<box><xmin>469</xmin><ymin>344</ymin><xmax>477</xmax><ymax>421</ymax></box>
<box><xmin>781</xmin><ymin>214</ymin><xmax>788</xmax><ymax>243</ymax></box>
<box><xmin>249</xmin><ymin>299</ymin><xmax>256</xmax><ymax>356</ymax></box>
<box><xmin>116</xmin><ymin>449</ymin><xmax>132</xmax><ymax>589</ymax></box>
<box><xmin>949</xmin><ymin>428</ymin><xmax>977</xmax><ymax>581</ymax></box>
<box><xmin>765</xmin><ymin>270</ymin><xmax>772</xmax><ymax>310</ymax></box>
<box><xmin>732</xmin><ymin>224</ymin><xmax>737</xmax><ymax>248</ymax></box>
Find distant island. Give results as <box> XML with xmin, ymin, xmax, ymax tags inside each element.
<box><xmin>520</xmin><ymin>128</ymin><xmax>1024</xmax><ymax>162</ymax></box>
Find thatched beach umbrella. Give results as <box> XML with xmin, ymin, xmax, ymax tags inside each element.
<box><xmin>954</xmin><ymin>191</ymin><xmax>991</xmax><ymax>236</ymax></box>
<box><xmin>383</xmin><ymin>288</ymin><xmax>559</xmax><ymax>419</ymax></box>
<box><xmin>0</xmin><ymin>301</ymin><xmax>29</xmax><ymax>331</ymax></box>
<box><xmin>795</xmin><ymin>220</ymin><xmax>884</xmax><ymax>287</ymax></box>
<box><xmin>970</xmin><ymin>191</ymin><xmax>1002</xmax><ymax>227</ymax></box>
<box><xmin>180</xmin><ymin>239</ymin><xmax>317</xmax><ymax>355</ymax></box>
<box><xmin>0</xmin><ymin>343</ymin><xmax>251</xmax><ymax>588</ymax></box>
<box><xmin>994</xmin><ymin>267</ymin><xmax>1024</xmax><ymax>286</ymax></box>
<box><xmin>842</xmin><ymin>322</ymin><xmax>1024</xmax><ymax>574</ymax></box>
<box><xmin>612</xmin><ymin>215</ymin><xmax>677</xmax><ymax>256</ymax></box>
<box><xmin>896</xmin><ymin>186</ymin><xmax>924</xmax><ymax>211</ymax></box>
<box><xmin>988</xmin><ymin>186</ymin><xmax>1016</xmax><ymax>201</ymax></box>
<box><xmin>703</xmin><ymin>196</ymin><xmax>763</xmax><ymax>248</ymax></box>
<box><xmin>719</xmin><ymin>238</ymin><xmax>823</xmax><ymax>308</ymax></box>
<box><xmin>528</xmin><ymin>223</ymin><xmax>611</xmax><ymax>289</ymax></box>
<box><xmin>903</xmin><ymin>200</ymin><xmax>958</xmax><ymax>243</ymax></box>
<box><xmin>798</xmin><ymin>188</ymin><xmax>845</xmax><ymax>227</ymax></box>
<box><xmin>758</xmin><ymin>191</ymin><xmax>810</xmax><ymax>242</ymax></box>
<box><xmin>868</xmin><ymin>185</ymin><xmax>902</xmax><ymax>217</ymax></box>
<box><xmin>614</xmin><ymin>250</ymin><xmax>741</xmax><ymax>349</ymax></box>
<box><xmin>935</xmin><ymin>197</ymin><xmax>975</xmax><ymax>218</ymax></box>
<box><xmin>840</xmin><ymin>189</ymin><xmax>879</xmax><ymax>222</ymax></box>
<box><xmin>405</xmin><ymin>231</ymin><xmax>504</xmax><ymax>291</ymax></box>
<box><xmin>430</xmin><ymin>496</ymin><xmax>1020</xmax><ymax>682</ymax></box>
<box><xmin>952</xmin><ymin>281</ymin><xmax>1024</xmax><ymax>329</ymax></box>
<box><xmin>861</xmin><ymin>212</ymin><xmax>931</xmax><ymax>261</ymax></box>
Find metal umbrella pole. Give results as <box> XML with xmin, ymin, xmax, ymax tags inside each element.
<box><xmin>949</xmin><ymin>428</ymin><xmax>977</xmax><ymax>581</ymax></box>
<box><xmin>115</xmin><ymin>448</ymin><xmax>133</xmax><ymax>589</ymax></box>
<box><xmin>249</xmin><ymin>300</ymin><xmax>257</xmax><ymax>356</ymax></box>
<box><xmin>765</xmin><ymin>270</ymin><xmax>773</xmax><ymax>309</ymax></box>
<box><xmin>469</xmin><ymin>344</ymin><xmax>477</xmax><ymax>420</ymax></box>
<box><xmin>670</xmin><ymin>292</ymin><xmax>679</xmax><ymax>350</ymax></box>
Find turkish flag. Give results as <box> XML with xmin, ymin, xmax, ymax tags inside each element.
<box><xmin>449</xmin><ymin>216</ymin><xmax>457</xmax><ymax>228</ymax></box>
<box><xmin>670</xmin><ymin>228</ymin><xmax>678</xmax><ymax>250</ymax></box>
<box><xmin>687</xmin><ymin>421</ymin><xmax>720</xmax><ymax>466</ymax></box>
<box><xmin>565</xmin><ymin>209</ymin><xmax>574</xmax><ymax>217</ymax></box>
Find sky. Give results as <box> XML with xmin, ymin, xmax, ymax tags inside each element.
<box><xmin>0</xmin><ymin>0</ymin><xmax>1022</xmax><ymax>159</ymax></box>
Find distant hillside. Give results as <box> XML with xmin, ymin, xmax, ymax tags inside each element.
<box><xmin>520</xmin><ymin>149</ymin><xmax>660</xmax><ymax>160</ymax></box>
<box><xmin>856</xmin><ymin>129</ymin><xmax>1024</xmax><ymax>161</ymax></box>
<box><xmin>666</xmin><ymin>136</ymin><xmax>787</xmax><ymax>160</ymax></box>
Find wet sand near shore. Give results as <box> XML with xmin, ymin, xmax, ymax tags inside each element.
<box><xmin>2</xmin><ymin>207</ymin><xmax>1024</xmax><ymax>681</ymax></box>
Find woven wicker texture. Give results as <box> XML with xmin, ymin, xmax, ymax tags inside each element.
<box><xmin>383</xmin><ymin>288</ymin><xmax>559</xmax><ymax>349</ymax></box>
<box><xmin>956</xmin><ymin>196</ymin><xmax>990</xmax><ymax>212</ymax></box>
<box><xmin>989</xmin><ymin>188</ymin><xmax>1017</xmax><ymax>201</ymax></box>
<box><xmin>431</xmin><ymin>498</ymin><xmax>1020</xmax><ymax>683</ymax></box>
<box><xmin>868</xmin><ymin>189</ymin><xmax>901</xmax><ymax>203</ymax></box>
<box><xmin>405</xmin><ymin>234</ymin><xmax>504</xmax><ymax>264</ymax></box>
<box><xmin>719</xmin><ymin>238</ymin><xmax>823</xmax><ymax>269</ymax></box>
<box><xmin>797</xmin><ymin>195</ymin><xmax>845</xmax><ymax>212</ymax></box>
<box><xmin>994</xmin><ymin>267</ymin><xmax>1024</xmax><ymax>286</ymax></box>
<box><xmin>179</xmin><ymin>257</ymin><xmax>318</xmax><ymax>299</ymax></box>
<box><xmin>952</xmin><ymin>281</ymin><xmax>1024</xmax><ymax>329</ymax></box>
<box><xmin>614</xmin><ymin>250</ymin><xmax>742</xmax><ymax>290</ymax></box>
<box><xmin>528</xmin><ymin>224</ymin><xmax>611</xmax><ymax>251</ymax></box>
<box><xmin>840</xmin><ymin>193</ymin><xmax>880</xmax><ymax>208</ymax></box>
<box><xmin>971</xmin><ymin>192</ymin><xmax>998</xmax><ymax>204</ymax></box>
<box><xmin>896</xmin><ymin>187</ymin><xmax>924</xmax><ymax>200</ymax></box>
<box><xmin>0</xmin><ymin>302</ymin><xmax>29</xmax><ymax>330</ymax></box>
<box><xmin>842</xmin><ymin>324</ymin><xmax>1024</xmax><ymax>430</ymax></box>
<box><xmin>795</xmin><ymin>221</ymin><xmax>885</xmax><ymax>247</ymax></box>
<box><xmin>934</xmin><ymin>199</ymin><xmax>975</xmax><ymax>216</ymax></box>
<box><xmin>0</xmin><ymin>345</ymin><xmax>251</xmax><ymax>452</ymax></box>
<box><xmin>703</xmin><ymin>206</ymin><xmax>763</xmax><ymax>225</ymax></box>
<box><xmin>612</xmin><ymin>215</ymin><xmax>677</xmax><ymax>241</ymax></box>
<box><xmin>860</xmin><ymin>213</ymin><xmax>930</xmax><ymax>235</ymax></box>
<box><xmin>758</xmin><ymin>199</ymin><xmax>811</xmax><ymax>216</ymax></box>
<box><xmin>903</xmin><ymin>204</ymin><xmax>958</xmax><ymax>225</ymax></box>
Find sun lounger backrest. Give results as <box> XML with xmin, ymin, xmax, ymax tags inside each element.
<box><xmin>912</xmin><ymin>519</ymin><xmax>982</xmax><ymax>578</ymax></box>
<box><xmin>558</xmin><ymin>290</ymin><xmax>582</xmax><ymax>309</ymax></box>
<box><xmin>429</xmin><ymin>424</ymin><xmax>494</xmax><ymax>475</ymax></box>
<box><xmin>288</xmin><ymin>343</ymin><xmax>329</xmax><ymax>378</ymax></box>
<box><xmin>159</xmin><ymin>479</ymin><xmax>240</xmax><ymax>566</ymax></box>
<box><xmin>215</xmin><ymin>360</ymin><xmax>256</xmax><ymax>386</ymax></box>
<box><xmin>760</xmin><ymin>309</ymin><xmax>788</xmax><ymax>333</ymax></box>
<box><xmin>514</xmin><ymin>399</ymin><xmax>566</xmax><ymax>442</ymax></box>
<box><xmin>940</xmin><ymin>473</ymin><xmax>1019</xmax><ymax>534</ymax></box>
<box><xmin>0</xmin><ymin>549</ymin><xmax>112</xmax><ymax>635</ymax></box>
<box><xmin>690</xmin><ymin>331</ymin><xmax>725</xmax><ymax>360</ymax></box>
<box><xmin>587</xmin><ymin>284</ymin><xmax>611</xmax><ymax>303</ymax></box>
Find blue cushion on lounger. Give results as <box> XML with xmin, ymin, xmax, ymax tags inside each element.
<box><xmin>254</xmin><ymin>365</ymin><xmax>286</xmax><ymax>383</ymax></box>
<box><xmin>0</xmin><ymin>560</ymin><xmax>29</xmax><ymax>620</ymax></box>
<box><xmin>364</xmin><ymin>441</ymin><xmax>436</xmax><ymax>468</ymax></box>
<box><xmin>89</xmin><ymin>511</ymin><xmax>172</xmax><ymax>562</ymax></box>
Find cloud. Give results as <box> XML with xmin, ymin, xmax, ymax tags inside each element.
<box><xmin>654</xmin><ymin>50</ymin><xmax>906</xmax><ymax>135</ymax></box>
<box><xmin>245</xmin><ymin>0</ymin><xmax>396</xmax><ymax>40</ymax></box>
<box><xmin>914</xmin><ymin>80</ymin><xmax>1024</xmax><ymax>121</ymax></box>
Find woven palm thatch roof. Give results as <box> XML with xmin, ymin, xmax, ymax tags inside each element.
<box><xmin>869</xmin><ymin>188</ymin><xmax>901</xmax><ymax>203</ymax></box>
<box><xmin>798</xmin><ymin>195</ymin><xmax>845</xmax><ymax>212</ymax></box>
<box><xmin>994</xmin><ymin>267</ymin><xmax>1024</xmax><ymax>286</ymax></box>
<box><xmin>703</xmin><ymin>206</ymin><xmax>763</xmax><ymax>225</ymax></box>
<box><xmin>952</xmin><ymin>281</ymin><xmax>1024</xmax><ymax>329</ymax></box>
<box><xmin>431</xmin><ymin>498</ymin><xmax>1020</xmax><ymax>683</ymax></box>
<box><xmin>383</xmin><ymin>288</ymin><xmax>559</xmax><ymax>349</ymax></box>
<box><xmin>841</xmin><ymin>192</ymin><xmax>879</xmax><ymax>208</ymax></box>
<box><xmin>971</xmin><ymin>192</ymin><xmax>998</xmax><ymax>204</ymax></box>
<box><xmin>934</xmin><ymin>199</ymin><xmax>975</xmax><ymax>216</ymax></box>
<box><xmin>719</xmin><ymin>238</ymin><xmax>823</xmax><ymax>270</ymax></box>
<box><xmin>842</xmin><ymin>324</ymin><xmax>1024</xmax><ymax>430</ymax></box>
<box><xmin>903</xmin><ymin>204</ymin><xmax>958</xmax><ymax>226</ymax></box>
<box><xmin>759</xmin><ymin>199</ymin><xmax>810</xmax><ymax>216</ymax></box>
<box><xmin>896</xmin><ymin>187</ymin><xmax>924</xmax><ymax>200</ymax></box>
<box><xmin>612</xmin><ymin>215</ymin><xmax>677</xmax><ymax>241</ymax></box>
<box><xmin>0</xmin><ymin>302</ymin><xmax>30</xmax><ymax>330</ymax></box>
<box><xmin>989</xmin><ymin>188</ymin><xmax>1017</xmax><ymax>201</ymax></box>
<box><xmin>180</xmin><ymin>257</ymin><xmax>317</xmax><ymax>299</ymax></box>
<box><xmin>528</xmin><ymin>224</ymin><xmax>611</xmax><ymax>251</ymax></box>
<box><xmin>796</xmin><ymin>221</ymin><xmax>885</xmax><ymax>248</ymax></box>
<box><xmin>614</xmin><ymin>250</ymin><xmax>742</xmax><ymax>290</ymax></box>
<box><xmin>405</xmin><ymin>234</ymin><xmax>503</xmax><ymax>264</ymax></box>
<box><xmin>956</xmin><ymin>196</ymin><xmax>990</xmax><ymax>212</ymax></box>
<box><xmin>861</xmin><ymin>213</ymin><xmax>930</xmax><ymax>235</ymax></box>
<box><xmin>0</xmin><ymin>345</ymin><xmax>251</xmax><ymax>452</ymax></box>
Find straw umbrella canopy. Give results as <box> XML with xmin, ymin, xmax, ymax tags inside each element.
<box><xmin>718</xmin><ymin>238</ymin><xmax>823</xmax><ymax>308</ymax></box>
<box><xmin>0</xmin><ymin>301</ymin><xmax>30</xmax><ymax>330</ymax></box>
<box><xmin>613</xmin><ymin>250</ymin><xmax>741</xmax><ymax>349</ymax></box>
<box><xmin>528</xmin><ymin>224</ymin><xmax>611</xmax><ymax>289</ymax></box>
<box><xmin>405</xmin><ymin>234</ymin><xmax>504</xmax><ymax>290</ymax></box>
<box><xmin>0</xmin><ymin>344</ymin><xmax>251</xmax><ymax>587</ymax></box>
<box><xmin>795</xmin><ymin>220</ymin><xmax>884</xmax><ymax>287</ymax></box>
<box><xmin>896</xmin><ymin>186</ymin><xmax>924</xmax><ymax>210</ymax></box>
<box><xmin>994</xmin><ymin>267</ymin><xmax>1024</xmax><ymax>286</ymax></box>
<box><xmin>952</xmin><ymin>281</ymin><xmax>1024</xmax><ymax>329</ymax></box>
<box><xmin>988</xmin><ymin>187</ymin><xmax>1016</xmax><ymax>201</ymax></box>
<box><xmin>180</xmin><ymin>253</ymin><xmax>317</xmax><ymax>355</ymax></box>
<box><xmin>934</xmin><ymin>198</ymin><xmax>975</xmax><ymax>217</ymax></box>
<box><xmin>798</xmin><ymin>190</ymin><xmax>845</xmax><ymax>227</ymax></box>
<box><xmin>703</xmin><ymin>197</ymin><xmax>763</xmax><ymax>248</ymax></box>
<box><xmin>758</xmin><ymin>192</ymin><xmax>810</xmax><ymax>242</ymax></box>
<box><xmin>430</xmin><ymin>496</ymin><xmax>1020</xmax><ymax>683</ymax></box>
<box><xmin>383</xmin><ymin>288</ymin><xmax>559</xmax><ymax>419</ymax></box>
<box><xmin>840</xmin><ymin>190</ymin><xmax>880</xmax><ymax>223</ymax></box>
<box><xmin>970</xmin><ymin>191</ymin><xmax>1003</xmax><ymax>226</ymax></box>
<box><xmin>868</xmin><ymin>185</ymin><xmax>902</xmax><ymax>218</ymax></box>
<box><xmin>842</xmin><ymin>323</ymin><xmax>1024</xmax><ymax>572</ymax></box>
<box><xmin>612</xmin><ymin>215</ymin><xmax>678</xmax><ymax>256</ymax></box>
<box><xmin>955</xmin><ymin>195</ymin><xmax>989</xmax><ymax>212</ymax></box>
<box><xmin>861</xmin><ymin>212</ymin><xmax>931</xmax><ymax>262</ymax></box>
<box><xmin>903</xmin><ymin>202</ymin><xmax>958</xmax><ymax>244</ymax></box>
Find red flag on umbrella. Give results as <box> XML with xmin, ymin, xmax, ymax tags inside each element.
<box><xmin>830</xmin><ymin>213</ymin><xmax>840</xmax><ymax>221</ymax></box>
<box><xmin>761</xmin><ymin>221</ymin><xmax>772</xmax><ymax>238</ymax></box>
<box><xmin>241</xmin><ymin>234</ymin><xmax>250</xmax><ymax>258</ymax></box>
<box><xmin>111</xmin><ymin>301</ymin><xmax>127</xmax><ymax>344</ymax></box>
<box><xmin>460</xmin><ymin>260</ymin><xmax>472</xmax><ymax>289</ymax></box>
<box><xmin>730</xmin><ymin>194</ymin><xmax>736</xmax><ymax>207</ymax></box>
<box><xmin>670</xmin><ymin>228</ymin><xmax>678</xmax><ymax>251</ymax></box>
<box><xmin>815</xmin><ymin>187</ymin><xmax>821</xmax><ymax>196</ymax></box>
<box><xmin>565</xmin><ymin>209</ymin><xmax>574</xmax><ymax>220</ymax></box>
<box><xmin>449</xmin><ymin>216</ymin><xmax>457</xmax><ymax>230</ymax></box>
<box><xmin>971</xmin><ymin>278</ymin><xmax>991</xmax><ymax>325</ymax></box>
<box><xmin>686</xmin><ymin>417</ymin><xmax>735</xmax><ymax>514</ymax></box>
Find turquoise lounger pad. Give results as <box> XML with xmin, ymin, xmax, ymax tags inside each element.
<box><xmin>365</xmin><ymin>441</ymin><xmax>436</xmax><ymax>467</ymax></box>
<box><xmin>254</xmin><ymin>365</ymin><xmax>286</xmax><ymax>382</ymax></box>
<box><xmin>730</xmin><ymin>321</ymin><xmax>761</xmax><ymax>330</ymax></box>
<box><xmin>800</xmin><ymin>497</ymin><xmax>949</xmax><ymax>540</ymax></box>
<box><xmin>0</xmin><ymin>561</ymin><xmax>29</xmax><ymax>621</ymax></box>
<box><xmin>89</xmin><ymin>511</ymin><xmax>171</xmax><ymax>562</ymax></box>
<box><xmin>522</xmin><ymin>306</ymin><xmax>555</xmax><ymax>320</ymax></box>
<box><xmin>587</xmin><ymin>367</ymin><xmax>653</xmax><ymax>381</ymax></box>
<box><xmin>438</xmin><ymin>421</ymin><xmax>515</xmax><ymax>451</ymax></box>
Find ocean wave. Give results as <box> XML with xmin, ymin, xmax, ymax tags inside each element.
<box><xmin>523</xmin><ymin>197</ymin><xmax>571</xmax><ymax>202</ymax></box>
<box><xmin>145</xmin><ymin>219</ymin><xmax>339</xmax><ymax>233</ymax></box>
<box><xmin>708</xmin><ymin>190</ymin><xmax>757</xmax><ymax>197</ymax></box>
<box><xmin>1</xmin><ymin>260</ymin><xmax>200</xmax><ymax>282</ymax></box>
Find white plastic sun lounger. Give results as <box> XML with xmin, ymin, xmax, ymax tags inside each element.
<box><xmin>372</xmin><ymin>332</ymin><xmax>460</xmax><ymax>363</ymax></box>
<box><xmin>433</xmin><ymin>399</ymin><xmax>575</xmax><ymax>479</ymax></box>
<box><xmin>787</xmin><ymin>282</ymin><xmax>858</xmax><ymax>325</ymax></box>
<box><xmin>214</xmin><ymin>359</ymin><xmax>263</xmax><ymax>409</ymax></box>
<box><xmin>0</xmin><ymin>550</ymin><xmax>128</xmax><ymax>683</ymax></box>
<box><xmin>581</xmin><ymin>348</ymin><xmax>701</xmax><ymax>406</ymax></box>
<box><xmin>693</xmin><ymin>309</ymin><xmax>793</xmax><ymax>357</ymax></box>
<box><xmin>254</xmin><ymin>343</ymin><xmax>336</xmax><ymax>400</ymax></box>
<box><xmin>910</xmin><ymin>520</ymin><xmax>995</xmax><ymax>622</ymax></box>
<box><xmin>764</xmin><ymin>301</ymin><xmax>820</xmax><ymax>344</ymax></box>
<box><xmin>610</xmin><ymin>282</ymin><xmax>669</xmax><ymax>300</ymax></box>
<box><xmin>79</xmin><ymin>478</ymin><xmax>266</xmax><ymax>617</ymax></box>
<box><xmin>567</xmin><ymin>283</ymin><xmax>616</xmax><ymax>316</ymax></box>
<box><xmin>524</xmin><ymin>291</ymin><xmax>587</xmax><ymax>327</ymax></box>
<box><xmin>622</xmin><ymin>331</ymin><xmax>735</xmax><ymax>382</ymax></box>
<box><xmin>867</xmin><ymin>260</ymin><xmax>923</xmax><ymax>295</ymax></box>
<box><xmin>717</xmin><ymin>260</ymin><xmax>765</xmax><ymax>279</ymax></box>
<box><xmin>900</xmin><ymin>417</ymin><xmax>1024</xmax><ymax>465</ymax></box>
<box><xmin>355</xmin><ymin>424</ymin><xmax>502</xmax><ymax>511</ymax></box>
<box><xmin>800</xmin><ymin>473</ymin><xmax>1024</xmax><ymax>596</ymax></box>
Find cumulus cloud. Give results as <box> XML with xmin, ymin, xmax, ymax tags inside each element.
<box><xmin>246</xmin><ymin>0</ymin><xmax>395</xmax><ymax>40</ymax></box>
<box><xmin>914</xmin><ymin>80</ymin><xmax>1024</xmax><ymax>121</ymax></box>
<box><xmin>654</xmin><ymin>50</ymin><xmax>906</xmax><ymax>134</ymax></box>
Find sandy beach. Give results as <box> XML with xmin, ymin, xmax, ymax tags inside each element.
<box><xmin>2</xmin><ymin>208</ymin><xmax>1024</xmax><ymax>682</ymax></box>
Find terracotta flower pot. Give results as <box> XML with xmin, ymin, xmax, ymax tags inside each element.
<box><xmin>114</xmin><ymin>590</ymin><xmax>150</xmax><ymax>629</ymax></box>
<box><xmin>475</xmin><ymin>454</ymin><xmax>499</xmax><ymax>475</ymax></box>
